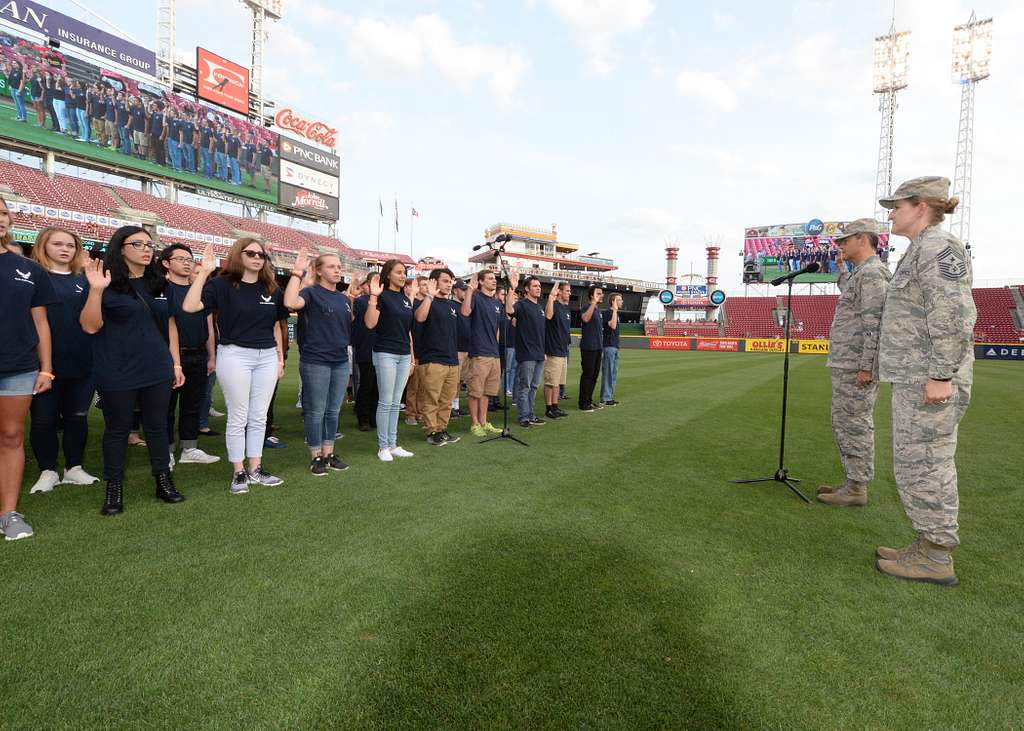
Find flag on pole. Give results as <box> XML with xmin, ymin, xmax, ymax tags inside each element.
<box><xmin>411</xmin><ymin>207</ymin><xmax>420</xmax><ymax>218</ymax></box>
<box><xmin>394</xmin><ymin>196</ymin><xmax>399</xmax><ymax>232</ymax></box>
<box><xmin>379</xmin><ymin>196</ymin><xmax>383</xmax><ymax>216</ymax></box>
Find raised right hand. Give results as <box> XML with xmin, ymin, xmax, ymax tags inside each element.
<box><xmin>199</xmin><ymin>244</ymin><xmax>217</xmax><ymax>275</ymax></box>
<box><xmin>293</xmin><ymin>248</ymin><xmax>310</xmax><ymax>274</ymax></box>
<box><xmin>468</xmin><ymin>272</ymin><xmax>478</xmax><ymax>291</ymax></box>
<box><xmin>369</xmin><ymin>276</ymin><xmax>384</xmax><ymax>297</ymax></box>
<box><xmin>426</xmin><ymin>278</ymin><xmax>438</xmax><ymax>298</ymax></box>
<box><xmin>84</xmin><ymin>258</ymin><xmax>111</xmax><ymax>290</ymax></box>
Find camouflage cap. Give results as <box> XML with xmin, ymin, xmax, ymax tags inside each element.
<box><xmin>878</xmin><ymin>176</ymin><xmax>951</xmax><ymax>209</ymax></box>
<box><xmin>835</xmin><ymin>218</ymin><xmax>879</xmax><ymax>241</ymax></box>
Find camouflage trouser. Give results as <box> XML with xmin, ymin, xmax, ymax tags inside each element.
<box><xmin>830</xmin><ymin>368</ymin><xmax>878</xmax><ymax>483</ymax></box>
<box><xmin>891</xmin><ymin>381</ymin><xmax>971</xmax><ymax>548</ymax></box>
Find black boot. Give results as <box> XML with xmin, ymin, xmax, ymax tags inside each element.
<box><xmin>101</xmin><ymin>480</ymin><xmax>124</xmax><ymax>516</ymax></box>
<box><xmin>154</xmin><ymin>472</ymin><xmax>185</xmax><ymax>503</ymax></box>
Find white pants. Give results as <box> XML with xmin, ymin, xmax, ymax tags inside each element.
<box><xmin>216</xmin><ymin>345</ymin><xmax>278</xmax><ymax>462</ymax></box>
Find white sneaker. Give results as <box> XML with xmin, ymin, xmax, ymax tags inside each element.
<box><xmin>390</xmin><ymin>446</ymin><xmax>414</xmax><ymax>458</ymax></box>
<box><xmin>30</xmin><ymin>470</ymin><xmax>60</xmax><ymax>494</ymax></box>
<box><xmin>168</xmin><ymin>453</ymin><xmax>175</xmax><ymax>472</ymax></box>
<box><xmin>62</xmin><ymin>465</ymin><xmax>99</xmax><ymax>485</ymax></box>
<box><xmin>377</xmin><ymin>448</ymin><xmax>394</xmax><ymax>462</ymax></box>
<box><xmin>405</xmin><ymin>417</ymin><xmax>418</xmax><ymax>425</ymax></box>
<box><xmin>208</xmin><ymin>407</ymin><xmax>225</xmax><ymax>417</ymax></box>
<box><xmin>179</xmin><ymin>447</ymin><xmax>221</xmax><ymax>464</ymax></box>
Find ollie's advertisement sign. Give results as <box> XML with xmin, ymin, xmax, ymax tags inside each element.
<box><xmin>274</xmin><ymin>108</ymin><xmax>337</xmax><ymax>149</ymax></box>
<box><xmin>279</xmin><ymin>183</ymin><xmax>339</xmax><ymax>219</ymax></box>
<box><xmin>196</xmin><ymin>48</ymin><xmax>250</xmax><ymax>115</ymax></box>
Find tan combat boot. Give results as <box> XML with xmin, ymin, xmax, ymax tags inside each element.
<box><xmin>817</xmin><ymin>482</ymin><xmax>843</xmax><ymax>495</ymax></box>
<box><xmin>817</xmin><ymin>481</ymin><xmax>867</xmax><ymax>507</ymax></box>
<box><xmin>876</xmin><ymin>535</ymin><xmax>923</xmax><ymax>561</ymax></box>
<box><xmin>876</xmin><ymin>539</ymin><xmax>959</xmax><ymax>586</ymax></box>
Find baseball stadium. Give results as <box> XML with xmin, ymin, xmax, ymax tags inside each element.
<box><xmin>1</xmin><ymin>2</ymin><xmax>1022</xmax><ymax>729</ymax></box>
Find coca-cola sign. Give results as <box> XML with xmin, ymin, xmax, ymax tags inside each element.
<box><xmin>279</xmin><ymin>182</ymin><xmax>339</xmax><ymax>220</ymax></box>
<box><xmin>274</xmin><ymin>108</ymin><xmax>338</xmax><ymax>149</ymax></box>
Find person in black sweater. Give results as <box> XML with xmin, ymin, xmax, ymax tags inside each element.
<box><xmin>79</xmin><ymin>227</ymin><xmax>186</xmax><ymax>516</ymax></box>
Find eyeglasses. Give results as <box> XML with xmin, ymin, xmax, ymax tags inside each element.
<box><xmin>242</xmin><ymin>250</ymin><xmax>267</xmax><ymax>260</ymax></box>
<box><xmin>127</xmin><ymin>240</ymin><xmax>155</xmax><ymax>250</ymax></box>
<box><xmin>166</xmin><ymin>256</ymin><xmax>193</xmax><ymax>264</ymax></box>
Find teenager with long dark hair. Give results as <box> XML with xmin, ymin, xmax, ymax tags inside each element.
<box><xmin>79</xmin><ymin>227</ymin><xmax>185</xmax><ymax>516</ymax></box>
<box><xmin>352</xmin><ymin>272</ymin><xmax>379</xmax><ymax>432</ymax></box>
<box><xmin>28</xmin><ymin>227</ymin><xmax>99</xmax><ymax>494</ymax></box>
<box><xmin>184</xmin><ymin>240</ymin><xmax>288</xmax><ymax>493</ymax></box>
<box><xmin>284</xmin><ymin>250</ymin><xmax>353</xmax><ymax>476</ymax></box>
<box><xmin>0</xmin><ymin>199</ymin><xmax>55</xmax><ymax>540</ymax></box>
<box><xmin>364</xmin><ymin>259</ymin><xmax>415</xmax><ymax>462</ymax></box>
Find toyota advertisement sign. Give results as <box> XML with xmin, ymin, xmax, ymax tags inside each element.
<box><xmin>196</xmin><ymin>47</ymin><xmax>250</xmax><ymax>115</ymax></box>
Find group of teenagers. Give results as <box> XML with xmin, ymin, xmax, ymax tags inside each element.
<box><xmin>0</xmin><ymin>197</ymin><xmax>623</xmax><ymax>541</ymax></box>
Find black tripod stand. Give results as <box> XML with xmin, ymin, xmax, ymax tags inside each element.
<box><xmin>481</xmin><ymin>246</ymin><xmax>528</xmax><ymax>447</ymax></box>
<box><xmin>731</xmin><ymin>274</ymin><xmax>810</xmax><ymax>503</ymax></box>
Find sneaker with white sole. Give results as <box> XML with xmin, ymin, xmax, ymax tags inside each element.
<box><xmin>248</xmin><ymin>467</ymin><xmax>284</xmax><ymax>486</ymax></box>
<box><xmin>0</xmin><ymin>511</ymin><xmax>33</xmax><ymax>540</ymax></box>
<box><xmin>209</xmin><ymin>407</ymin><xmax>225</xmax><ymax>417</ymax></box>
<box><xmin>378</xmin><ymin>448</ymin><xmax>394</xmax><ymax>462</ymax></box>
<box><xmin>179</xmin><ymin>448</ymin><xmax>221</xmax><ymax>464</ymax></box>
<box><xmin>390</xmin><ymin>446</ymin><xmax>415</xmax><ymax>458</ymax></box>
<box><xmin>62</xmin><ymin>465</ymin><xmax>99</xmax><ymax>485</ymax></box>
<box><xmin>230</xmin><ymin>471</ymin><xmax>250</xmax><ymax>495</ymax></box>
<box><xmin>30</xmin><ymin>470</ymin><xmax>61</xmax><ymax>494</ymax></box>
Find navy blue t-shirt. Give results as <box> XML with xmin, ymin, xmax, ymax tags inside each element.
<box><xmin>545</xmin><ymin>301</ymin><xmax>571</xmax><ymax>357</ymax></box>
<box><xmin>166</xmin><ymin>281</ymin><xmax>209</xmax><ymax>349</ymax></box>
<box><xmin>297</xmin><ymin>285</ymin><xmax>351</xmax><ymax>365</ymax></box>
<box><xmin>200</xmin><ymin>127</ymin><xmax>213</xmax><ymax>148</ymax></box>
<box><xmin>351</xmin><ymin>294</ymin><xmax>375</xmax><ymax>363</ymax></box>
<box><xmin>259</xmin><ymin>145</ymin><xmax>273</xmax><ymax>166</ymax></box>
<box><xmin>417</xmin><ymin>298</ymin><xmax>459</xmax><ymax>366</ymax></box>
<box><xmin>8</xmin><ymin>67</ymin><xmax>23</xmax><ymax>91</ymax></box>
<box><xmin>371</xmin><ymin>289</ymin><xmax>413</xmax><ymax>356</ymax></box>
<box><xmin>86</xmin><ymin>280</ymin><xmax>174</xmax><ymax>391</ymax></box>
<box><xmin>0</xmin><ymin>253</ymin><xmax>58</xmax><ymax>376</ymax></box>
<box><xmin>456</xmin><ymin>309</ymin><xmax>471</xmax><ymax>353</ymax></box>
<box><xmin>144</xmin><ymin>280</ymin><xmax>171</xmax><ymax>343</ymax></box>
<box><xmin>513</xmin><ymin>298</ymin><xmax>545</xmax><ymax>362</ymax></box>
<box><xmin>242</xmin><ymin>142</ymin><xmax>257</xmax><ymax>165</ymax></box>
<box><xmin>227</xmin><ymin>135</ymin><xmax>241</xmax><ymax>157</ymax></box>
<box><xmin>214</xmin><ymin>132</ymin><xmax>226</xmax><ymax>154</ymax></box>
<box><xmin>115</xmin><ymin>102</ymin><xmax>128</xmax><ymax>127</ymax></box>
<box><xmin>46</xmin><ymin>271</ymin><xmax>92</xmax><ymax>378</ymax></box>
<box><xmin>149</xmin><ymin>112</ymin><xmax>163</xmax><ymax>137</ymax></box>
<box><xmin>468</xmin><ymin>291</ymin><xmax>500</xmax><ymax>358</ymax></box>
<box><xmin>130</xmin><ymin>106</ymin><xmax>146</xmax><ymax>132</ymax></box>
<box><xmin>88</xmin><ymin>93</ymin><xmax>105</xmax><ymax>119</ymax></box>
<box><xmin>201</xmin><ymin>276</ymin><xmax>288</xmax><ymax>349</ymax></box>
<box><xmin>580</xmin><ymin>306</ymin><xmax>604</xmax><ymax>351</ymax></box>
<box><xmin>104</xmin><ymin>99</ymin><xmax>116</xmax><ymax>122</ymax></box>
<box><xmin>602</xmin><ymin>309</ymin><xmax>620</xmax><ymax>348</ymax></box>
<box><xmin>411</xmin><ymin>298</ymin><xmax>425</xmax><ymax>356</ymax></box>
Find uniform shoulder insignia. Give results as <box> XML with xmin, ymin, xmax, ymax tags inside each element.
<box><xmin>936</xmin><ymin>245</ymin><xmax>967</xmax><ymax>281</ymax></box>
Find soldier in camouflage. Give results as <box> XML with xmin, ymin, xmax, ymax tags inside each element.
<box><xmin>875</xmin><ymin>176</ymin><xmax>976</xmax><ymax>587</ymax></box>
<box><xmin>818</xmin><ymin>218</ymin><xmax>892</xmax><ymax>507</ymax></box>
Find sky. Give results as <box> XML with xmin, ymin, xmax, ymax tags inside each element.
<box><xmin>28</xmin><ymin>0</ymin><xmax>1024</xmax><ymax>288</ymax></box>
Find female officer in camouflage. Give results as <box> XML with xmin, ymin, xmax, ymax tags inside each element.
<box><xmin>875</xmin><ymin>176</ymin><xmax>976</xmax><ymax>586</ymax></box>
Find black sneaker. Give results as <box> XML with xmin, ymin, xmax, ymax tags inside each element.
<box><xmin>441</xmin><ymin>431</ymin><xmax>460</xmax><ymax>444</ymax></box>
<box><xmin>579</xmin><ymin>404</ymin><xmax>596</xmax><ymax>412</ymax></box>
<box><xmin>357</xmin><ymin>421</ymin><xmax>372</xmax><ymax>432</ymax></box>
<box><xmin>450</xmin><ymin>408</ymin><xmax>460</xmax><ymax>418</ymax></box>
<box><xmin>309</xmin><ymin>456</ymin><xmax>328</xmax><ymax>477</ymax></box>
<box><xmin>545</xmin><ymin>407</ymin><xmax>560</xmax><ymax>420</ymax></box>
<box><xmin>325</xmin><ymin>453</ymin><xmax>349</xmax><ymax>471</ymax></box>
<box><xmin>603</xmin><ymin>400</ymin><xmax>619</xmax><ymax>406</ymax></box>
<box><xmin>555</xmin><ymin>407</ymin><xmax>570</xmax><ymax>418</ymax></box>
<box><xmin>518</xmin><ymin>419</ymin><xmax>532</xmax><ymax>428</ymax></box>
<box><xmin>593</xmin><ymin>402</ymin><xmax>605</xmax><ymax>410</ymax></box>
<box><xmin>199</xmin><ymin>428</ymin><xmax>221</xmax><ymax>437</ymax></box>
<box><xmin>529</xmin><ymin>417</ymin><xmax>546</xmax><ymax>426</ymax></box>
<box><xmin>426</xmin><ymin>432</ymin><xmax>447</xmax><ymax>446</ymax></box>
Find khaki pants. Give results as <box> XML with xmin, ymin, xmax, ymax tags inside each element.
<box><xmin>405</xmin><ymin>365</ymin><xmax>421</xmax><ymax>418</ymax></box>
<box><xmin>418</xmin><ymin>363</ymin><xmax>460</xmax><ymax>434</ymax></box>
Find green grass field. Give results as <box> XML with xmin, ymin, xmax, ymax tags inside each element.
<box><xmin>0</xmin><ymin>105</ymin><xmax>278</xmax><ymax>205</ymax></box>
<box><xmin>3</xmin><ymin>351</ymin><xmax>1022</xmax><ymax>729</ymax></box>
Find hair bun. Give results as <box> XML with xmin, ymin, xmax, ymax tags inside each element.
<box><xmin>944</xmin><ymin>196</ymin><xmax>960</xmax><ymax>214</ymax></box>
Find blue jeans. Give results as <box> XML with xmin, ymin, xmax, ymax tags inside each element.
<box><xmin>372</xmin><ymin>351</ymin><xmax>411</xmax><ymax>450</ymax></box>
<box><xmin>10</xmin><ymin>88</ymin><xmax>27</xmax><ymax>120</ymax></box>
<box><xmin>230</xmin><ymin>157</ymin><xmax>241</xmax><ymax>184</ymax></box>
<box><xmin>183</xmin><ymin>146</ymin><xmax>196</xmax><ymax>173</ymax></box>
<box><xmin>300</xmin><ymin>360</ymin><xmax>351</xmax><ymax>448</ymax></box>
<box><xmin>200</xmin><ymin>148</ymin><xmax>213</xmax><ymax>178</ymax></box>
<box><xmin>199</xmin><ymin>372</ymin><xmax>217</xmax><ymax>429</ymax></box>
<box><xmin>515</xmin><ymin>360</ymin><xmax>544</xmax><ymax>420</ymax></box>
<box><xmin>504</xmin><ymin>347</ymin><xmax>517</xmax><ymax>393</ymax></box>
<box><xmin>167</xmin><ymin>138</ymin><xmax>181</xmax><ymax>170</ymax></box>
<box><xmin>53</xmin><ymin>99</ymin><xmax>68</xmax><ymax>132</ymax></box>
<box><xmin>601</xmin><ymin>347</ymin><xmax>620</xmax><ymax>402</ymax></box>
<box><xmin>76</xmin><ymin>108</ymin><xmax>89</xmax><ymax>141</ymax></box>
<box><xmin>215</xmin><ymin>151</ymin><xmax>228</xmax><ymax>180</ymax></box>
<box><xmin>117</xmin><ymin>125</ymin><xmax>130</xmax><ymax>153</ymax></box>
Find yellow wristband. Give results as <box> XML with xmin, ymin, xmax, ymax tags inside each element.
<box><xmin>39</xmin><ymin>371</ymin><xmax>55</xmax><ymax>379</ymax></box>
<box><xmin>173</xmin><ymin>365</ymin><xmax>183</xmax><ymax>370</ymax></box>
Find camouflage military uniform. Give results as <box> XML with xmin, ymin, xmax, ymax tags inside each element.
<box><xmin>827</xmin><ymin>254</ymin><xmax>891</xmax><ymax>484</ymax></box>
<box><xmin>878</xmin><ymin>225</ymin><xmax>976</xmax><ymax>548</ymax></box>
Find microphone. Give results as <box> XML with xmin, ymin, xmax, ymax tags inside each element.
<box><xmin>472</xmin><ymin>233</ymin><xmax>513</xmax><ymax>251</ymax></box>
<box><xmin>472</xmin><ymin>243</ymin><xmax>487</xmax><ymax>251</ymax></box>
<box><xmin>770</xmin><ymin>261</ymin><xmax>820</xmax><ymax>286</ymax></box>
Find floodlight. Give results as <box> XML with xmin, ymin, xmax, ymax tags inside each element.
<box><xmin>873</xmin><ymin>30</ymin><xmax>911</xmax><ymax>93</ymax></box>
<box><xmin>242</xmin><ymin>0</ymin><xmax>283</xmax><ymax>20</ymax></box>
<box><xmin>952</xmin><ymin>17</ymin><xmax>993</xmax><ymax>83</ymax></box>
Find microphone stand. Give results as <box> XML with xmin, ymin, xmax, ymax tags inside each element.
<box><xmin>481</xmin><ymin>244</ymin><xmax>528</xmax><ymax>447</ymax></box>
<box><xmin>730</xmin><ymin>274</ymin><xmax>810</xmax><ymax>503</ymax></box>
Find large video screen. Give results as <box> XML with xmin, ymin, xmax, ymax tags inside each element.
<box><xmin>0</xmin><ymin>27</ymin><xmax>279</xmax><ymax>205</ymax></box>
<box><xmin>743</xmin><ymin>219</ymin><xmax>892</xmax><ymax>284</ymax></box>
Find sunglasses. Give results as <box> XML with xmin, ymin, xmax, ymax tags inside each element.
<box><xmin>242</xmin><ymin>250</ymin><xmax>268</xmax><ymax>260</ymax></box>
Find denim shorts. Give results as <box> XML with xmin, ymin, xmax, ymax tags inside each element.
<box><xmin>0</xmin><ymin>370</ymin><xmax>38</xmax><ymax>396</ymax></box>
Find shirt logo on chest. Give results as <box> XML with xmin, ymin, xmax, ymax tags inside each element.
<box><xmin>14</xmin><ymin>268</ymin><xmax>34</xmax><ymax>284</ymax></box>
<box><xmin>75</xmin><ymin>284</ymin><xmax>84</xmax><ymax>293</ymax></box>
<box><xmin>260</xmin><ymin>295</ymin><xmax>274</xmax><ymax>305</ymax></box>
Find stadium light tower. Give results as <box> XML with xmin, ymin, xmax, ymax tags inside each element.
<box><xmin>156</xmin><ymin>0</ymin><xmax>176</xmax><ymax>90</ymax></box>
<box><xmin>950</xmin><ymin>12</ymin><xmax>993</xmax><ymax>250</ymax></box>
<box><xmin>872</xmin><ymin>23</ymin><xmax>910</xmax><ymax>222</ymax></box>
<box><xmin>241</xmin><ymin>0</ymin><xmax>283</xmax><ymax>124</ymax></box>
